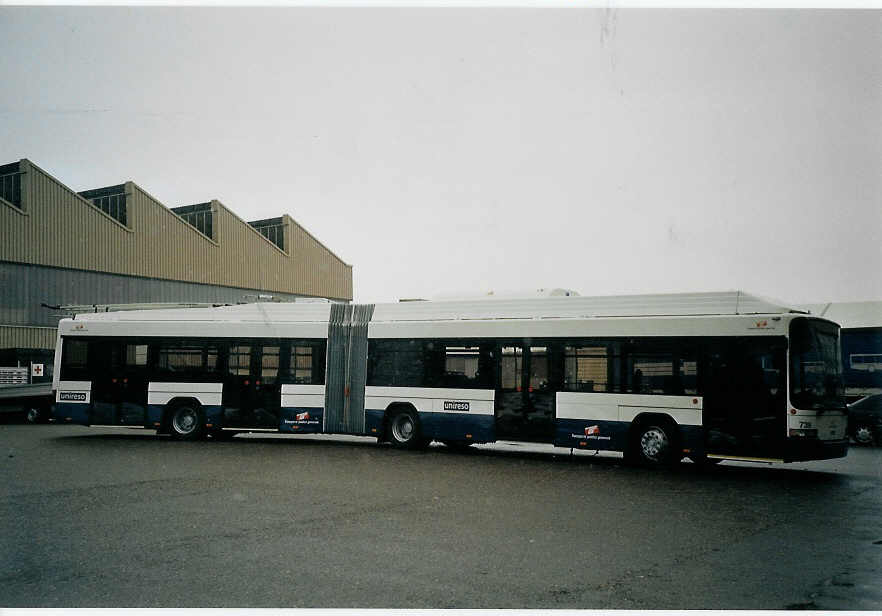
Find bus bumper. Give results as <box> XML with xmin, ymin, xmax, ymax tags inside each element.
<box><xmin>783</xmin><ymin>438</ymin><xmax>849</xmax><ymax>462</ymax></box>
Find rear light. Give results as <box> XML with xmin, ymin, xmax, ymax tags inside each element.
<box><xmin>789</xmin><ymin>428</ymin><xmax>818</xmax><ymax>438</ymax></box>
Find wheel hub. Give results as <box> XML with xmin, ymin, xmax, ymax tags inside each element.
<box><xmin>392</xmin><ymin>415</ymin><xmax>414</xmax><ymax>442</ymax></box>
<box><xmin>640</xmin><ymin>427</ymin><xmax>669</xmax><ymax>462</ymax></box>
<box><xmin>173</xmin><ymin>409</ymin><xmax>197</xmax><ymax>434</ymax></box>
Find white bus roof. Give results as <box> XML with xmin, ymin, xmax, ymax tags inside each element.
<box><xmin>69</xmin><ymin>291</ymin><xmax>806</xmax><ymax>325</ymax></box>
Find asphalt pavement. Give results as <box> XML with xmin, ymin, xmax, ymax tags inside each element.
<box><xmin>1</xmin><ymin>423</ymin><xmax>881</xmax><ymax>608</ymax></box>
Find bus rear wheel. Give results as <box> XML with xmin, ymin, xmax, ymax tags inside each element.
<box><xmin>630</xmin><ymin>421</ymin><xmax>677</xmax><ymax>467</ymax></box>
<box><xmin>388</xmin><ymin>408</ymin><xmax>428</xmax><ymax>449</ymax></box>
<box><xmin>168</xmin><ymin>404</ymin><xmax>205</xmax><ymax>441</ymax></box>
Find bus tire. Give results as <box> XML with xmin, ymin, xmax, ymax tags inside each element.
<box><xmin>388</xmin><ymin>407</ymin><xmax>428</xmax><ymax>449</ymax></box>
<box><xmin>630</xmin><ymin>419</ymin><xmax>678</xmax><ymax>467</ymax></box>
<box><xmin>25</xmin><ymin>401</ymin><xmax>51</xmax><ymax>424</ymax></box>
<box><xmin>167</xmin><ymin>403</ymin><xmax>205</xmax><ymax>441</ymax></box>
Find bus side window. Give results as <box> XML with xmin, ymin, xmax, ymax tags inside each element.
<box><xmin>626</xmin><ymin>353</ymin><xmax>674</xmax><ymax>394</ymax></box>
<box><xmin>564</xmin><ymin>344</ymin><xmax>608</xmax><ymax>392</ymax></box>
<box><xmin>228</xmin><ymin>345</ymin><xmax>251</xmax><ymax>376</ymax></box>
<box><xmin>155</xmin><ymin>341</ymin><xmax>220</xmax><ymax>380</ymax></box>
<box><xmin>443</xmin><ymin>344</ymin><xmax>481</xmax><ymax>388</ymax></box>
<box><xmin>291</xmin><ymin>344</ymin><xmax>313</xmax><ymax>384</ymax></box>
<box><xmin>367</xmin><ymin>339</ymin><xmax>426</xmax><ymax>387</ymax></box>
<box><xmin>261</xmin><ymin>345</ymin><xmax>280</xmax><ymax>384</ymax></box>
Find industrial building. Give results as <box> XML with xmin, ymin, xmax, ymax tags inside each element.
<box><xmin>0</xmin><ymin>158</ymin><xmax>352</xmax><ymax>384</ymax></box>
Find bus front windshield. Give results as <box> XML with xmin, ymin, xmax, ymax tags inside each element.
<box><xmin>789</xmin><ymin>318</ymin><xmax>845</xmax><ymax>410</ymax></box>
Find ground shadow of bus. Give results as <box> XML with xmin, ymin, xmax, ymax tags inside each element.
<box><xmin>49</xmin><ymin>429</ymin><xmax>852</xmax><ymax>487</ymax></box>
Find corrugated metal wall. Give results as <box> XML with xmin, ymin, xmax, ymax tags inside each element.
<box><xmin>0</xmin><ymin>325</ymin><xmax>56</xmax><ymax>350</ymax></box>
<box><xmin>0</xmin><ymin>261</ymin><xmax>307</xmax><ymax>329</ymax></box>
<box><xmin>0</xmin><ymin>159</ymin><xmax>353</xmax><ymax>301</ymax></box>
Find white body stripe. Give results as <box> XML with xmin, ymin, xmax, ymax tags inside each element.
<box><xmin>147</xmin><ymin>382</ymin><xmax>223</xmax><ymax>406</ymax></box>
<box><xmin>56</xmin><ymin>380</ymin><xmax>91</xmax><ymax>404</ymax></box>
<box><xmin>557</xmin><ymin>392</ymin><xmax>703</xmax><ymax>426</ymax></box>
<box><xmin>365</xmin><ymin>386</ymin><xmax>494</xmax><ymax>415</ymax></box>
<box><xmin>281</xmin><ymin>384</ymin><xmax>326</xmax><ymax>409</ymax></box>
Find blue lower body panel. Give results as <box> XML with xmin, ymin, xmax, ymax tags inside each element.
<box><xmin>53</xmin><ymin>402</ymin><xmax>90</xmax><ymax>425</ymax></box>
<box><xmin>279</xmin><ymin>407</ymin><xmax>324</xmax><ymax>434</ymax></box>
<box><xmin>679</xmin><ymin>425</ymin><xmax>705</xmax><ymax>455</ymax></box>
<box><xmin>419</xmin><ymin>412</ymin><xmax>495</xmax><ymax>443</ymax></box>
<box><xmin>555</xmin><ymin>418</ymin><xmax>705</xmax><ymax>454</ymax></box>
<box><xmin>146</xmin><ymin>404</ymin><xmax>164</xmax><ymax>426</ymax></box>
<box><xmin>146</xmin><ymin>404</ymin><xmax>223</xmax><ymax>430</ymax></box>
<box><xmin>365</xmin><ymin>409</ymin><xmax>384</xmax><ymax>436</ymax></box>
<box><xmin>363</xmin><ymin>409</ymin><xmax>495</xmax><ymax>443</ymax></box>
<box><xmin>554</xmin><ymin>419</ymin><xmax>630</xmax><ymax>451</ymax></box>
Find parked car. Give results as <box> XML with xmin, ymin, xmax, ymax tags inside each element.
<box><xmin>847</xmin><ymin>394</ymin><xmax>882</xmax><ymax>446</ymax></box>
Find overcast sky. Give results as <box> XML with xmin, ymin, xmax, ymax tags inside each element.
<box><xmin>1</xmin><ymin>7</ymin><xmax>879</xmax><ymax>305</ymax></box>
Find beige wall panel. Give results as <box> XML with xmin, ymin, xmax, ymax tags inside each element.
<box><xmin>289</xmin><ymin>221</ymin><xmax>353</xmax><ymax>300</ymax></box>
<box><xmin>0</xmin><ymin>326</ymin><xmax>57</xmax><ymax>350</ymax></box>
<box><xmin>1</xmin><ymin>160</ymin><xmax>353</xmax><ymax>301</ymax></box>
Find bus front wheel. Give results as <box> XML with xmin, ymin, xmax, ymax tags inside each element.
<box><xmin>168</xmin><ymin>404</ymin><xmax>205</xmax><ymax>441</ymax></box>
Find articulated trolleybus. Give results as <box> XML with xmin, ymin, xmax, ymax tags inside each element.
<box><xmin>52</xmin><ymin>292</ymin><xmax>848</xmax><ymax>466</ymax></box>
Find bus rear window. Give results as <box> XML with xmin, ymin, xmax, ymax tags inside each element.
<box><xmin>60</xmin><ymin>339</ymin><xmax>89</xmax><ymax>380</ymax></box>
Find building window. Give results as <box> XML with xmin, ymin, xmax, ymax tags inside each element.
<box><xmin>0</xmin><ymin>168</ymin><xmax>22</xmax><ymax>209</ymax></box>
<box><xmin>78</xmin><ymin>185</ymin><xmax>128</xmax><ymax>226</ymax></box>
<box><xmin>248</xmin><ymin>217</ymin><xmax>286</xmax><ymax>251</ymax></box>
<box><xmin>171</xmin><ymin>203</ymin><xmax>214</xmax><ymax>240</ymax></box>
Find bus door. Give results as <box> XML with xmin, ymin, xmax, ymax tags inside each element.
<box><xmin>89</xmin><ymin>342</ymin><xmax>148</xmax><ymax>426</ymax></box>
<box><xmin>222</xmin><ymin>343</ymin><xmax>281</xmax><ymax>429</ymax></box>
<box><xmin>115</xmin><ymin>343</ymin><xmax>149</xmax><ymax>425</ymax></box>
<box><xmin>495</xmin><ymin>343</ymin><xmax>555</xmax><ymax>442</ymax></box>
<box><xmin>89</xmin><ymin>340</ymin><xmax>116</xmax><ymax>425</ymax></box>
<box><xmin>702</xmin><ymin>339</ymin><xmax>786</xmax><ymax>457</ymax></box>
